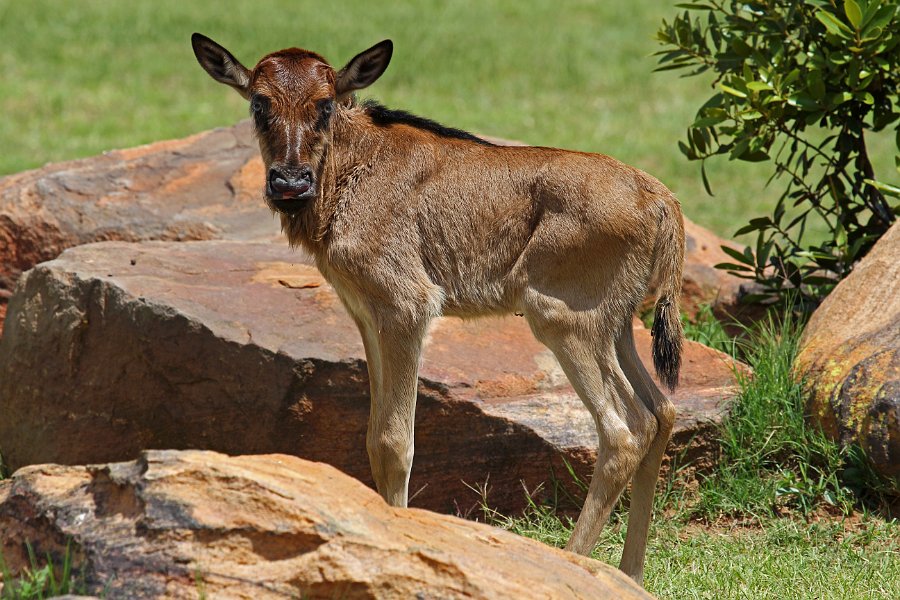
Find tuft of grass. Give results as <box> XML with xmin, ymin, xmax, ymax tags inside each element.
<box><xmin>680</xmin><ymin>304</ymin><xmax>736</xmax><ymax>357</ymax></box>
<box><xmin>692</xmin><ymin>311</ymin><xmax>893</xmax><ymax>520</ymax></box>
<box><xmin>194</xmin><ymin>566</ymin><xmax>207</xmax><ymax>600</ymax></box>
<box><xmin>0</xmin><ymin>540</ymin><xmax>85</xmax><ymax>600</ymax></box>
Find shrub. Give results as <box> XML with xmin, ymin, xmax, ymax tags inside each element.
<box><xmin>656</xmin><ymin>0</ymin><xmax>899</xmax><ymax>310</ymax></box>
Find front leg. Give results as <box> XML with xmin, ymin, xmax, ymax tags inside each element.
<box><xmin>362</xmin><ymin>318</ymin><xmax>428</xmax><ymax>507</ymax></box>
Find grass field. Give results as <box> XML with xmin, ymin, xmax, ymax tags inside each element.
<box><xmin>498</xmin><ymin>507</ymin><xmax>899</xmax><ymax>600</ymax></box>
<box><xmin>2</xmin><ymin>0</ymin><xmax>894</xmax><ymax>239</ymax></box>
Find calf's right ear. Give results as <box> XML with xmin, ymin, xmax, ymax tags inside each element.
<box><xmin>192</xmin><ymin>33</ymin><xmax>251</xmax><ymax>99</ymax></box>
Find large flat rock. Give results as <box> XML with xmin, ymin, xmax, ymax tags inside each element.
<box><xmin>0</xmin><ymin>450</ymin><xmax>652</xmax><ymax>599</ymax></box>
<box><xmin>0</xmin><ymin>240</ymin><xmax>742</xmax><ymax>514</ymax></box>
<box><xmin>0</xmin><ymin>122</ymin><xmax>275</xmax><ymax>322</ymax></box>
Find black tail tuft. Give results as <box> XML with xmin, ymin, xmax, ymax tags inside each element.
<box><xmin>651</xmin><ymin>298</ymin><xmax>683</xmax><ymax>392</ymax></box>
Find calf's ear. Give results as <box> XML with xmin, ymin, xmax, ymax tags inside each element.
<box><xmin>335</xmin><ymin>40</ymin><xmax>393</xmax><ymax>100</ymax></box>
<box><xmin>192</xmin><ymin>33</ymin><xmax>252</xmax><ymax>99</ymax></box>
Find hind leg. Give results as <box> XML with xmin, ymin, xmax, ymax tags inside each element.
<box><xmin>526</xmin><ymin>310</ymin><xmax>657</xmax><ymax>557</ymax></box>
<box><xmin>616</xmin><ymin>320</ymin><xmax>675</xmax><ymax>584</ymax></box>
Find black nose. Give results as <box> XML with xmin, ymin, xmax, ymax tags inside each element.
<box><xmin>267</xmin><ymin>166</ymin><xmax>314</xmax><ymax>199</ymax></box>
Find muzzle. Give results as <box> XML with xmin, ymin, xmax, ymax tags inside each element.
<box><xmin>267</xmin><ymin>165</ymin><xmax>316</xmax><ymax>211</ymax></box>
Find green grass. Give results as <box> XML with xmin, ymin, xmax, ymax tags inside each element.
<box><xmin>3</xmin><ymin>0</ymin><xmax>894</xmax><ymax>239</ymax></box>
<box><xmin>497</xmin><ymin>504</ymin><xmax>899</xmax><ymax>600</ymax></box>
<box><xmin>0</xmin><ymin>541</ymin><xmax>85</xmax><ymax>600</ymax></box>
<box><xmin>692</xmin><ymin>312</ymin><xmax>894</xmax><ymax>519</ymax></box>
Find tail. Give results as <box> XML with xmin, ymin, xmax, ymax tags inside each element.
<box><xmin>650</xmin><ymin>197</ymin><xmax>685</xmax><ymax>392</ymax></box>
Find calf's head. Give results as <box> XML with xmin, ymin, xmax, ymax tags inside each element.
<box><xmin>192</xmin><ymin>33</ymin><xmax>392</xmax><ymax>214</ymax></box>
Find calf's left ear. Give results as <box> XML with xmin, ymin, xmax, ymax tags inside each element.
<box><xmin>192</xmin><ymin>33</ymin><xmax>252</xmax><ymax>99</ymax></box>
<box><xmin>335</xmin><ymin>40</ymin><xmax>393</xmax><ymax>100</ymax></box>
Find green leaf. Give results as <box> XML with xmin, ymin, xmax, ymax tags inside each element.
<box><xmin>835</xmin><ymin>222</ymin><xmax>847</xmax><ymax>248</ymax></box>
<box><xmin>742</xmin><ymin>151</ymin><xmax>771</xmax><ymax>162</ymax></box>
<box><xmin>731</xmin><ymin>137</ymin><xmax>751</xmax><ymax>159</ymax></box>
<box><xmin>654</xmin><ymin>63</ymin><xmax>693</xmax><ymax>72</ymax></box>
<box><xmin>692</xmin><ymin>116</ymin><xmax>726</xmax><ymax>128</ymax></box>
<box><xmin>782</xmin><ymin>69</ymin><xmax>802</xmax><ymax>87</ymax></box>
<box><xmin>714</xmin><ymin>262</ymin><xmax>754</xmax><ymax>272</ymax></box>
<box><xmin>865</xmin><ymin>178</ymin><xmax>900</xmax><ymax>198</ymax></box>
<box><xmin>816</xmin><ymin>10</ymin><xmax>854</xmax><ymax>37</ymax></box>
<box><xmin>729</xmin><ymin>37</ymin><xmax>753</xmax><ymax>57</ymax></box>
<box><xmin>828</xmin><ymin>91</ymin><xmax>855</xmax><ymax>106</ymax></box>
<box><xmin>746</xmin><ymin>81</ymin><xmax>772</xmax><ymax>91</ymax></box>
<box><xmin>861</xmin><ymin>0</ymin><xmax>885</xmax><ymax>28</ymax></box>
<box><xmin>691</xmin><ymin>128</ymin><xmax>708</xmax><ymax>152</ymax></box>
<box><xmin>788</xmin><ymin>93</ymin><xmax>819</xmax><ymax>109</ymax></box>
<box><xmin>808</xmin><ymin>70</ymin><xmax>826</xmax><ymax>99</ymax></box>
<box><xmin>734</xmin><ymin>220</ymin><xmax>771</xmax><ymax>235</ymax></box>
<box><xmin>846</xmin><ymin>236</ymin><xmax>870</xmax><ymax>261</ymax></box>
<box><xmin>742</xmin><ymin>62</ymin><xmax>754</xmax><ymax>84</ymax></box>
<box><xmin>864</xmin><ymin>5</ymin><xmax>897</xmax><ymax>34</ymax></box>
<box><xmin>774</xmin><ymin>200</ymin><xmax>786</xmax><ymax>225</ymax></box>
<box><xmin>756</xmin><ymin>238</ymin><xmax>773</xmax><ymax>270</ymax></box>
<box><xmin>700</xmin><ymin>160</ymin><xmax>714</xmax><ymax>196</ymax></box>
<box><xmin>721</xmin><ymin>245</ymin><xmax>754</xmax><ymax>266</ymax></box>
<box><xmin>720</xmin><ymin>84</ymin><xmax>747</xmax><ymax>98</ymax></box>
<box><xmin>861</xmin><ymin>26</ymin><xmax>884</xmax><ymax>41</ymax></box>
<box><xmin>844</xmin><ymin>0</ymin><xmax>863</xmax><ymax>29</ymax></box>
<box><xmin>741</xmin><ymin>110</ymin><xmax>763</xmax><ymax>120</ymax></box>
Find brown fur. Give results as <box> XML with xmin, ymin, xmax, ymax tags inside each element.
<box><xmin>193</xmin><ymin>33</ymin><xmax>685</xmax><ymax>584</ymax></box>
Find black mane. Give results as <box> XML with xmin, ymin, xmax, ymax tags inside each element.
<box><xmin>362</xmin><ymin>100</ymin><xmax>495</xmax><ymax>146</ymax></box>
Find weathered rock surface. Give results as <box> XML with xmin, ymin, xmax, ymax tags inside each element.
<box><xmin>795</xmin><ymin>222</ymin><xmax>900</xmax><ymax>485</ymax></box>
<box><xmin>0</xmin><ymin>240</ymin><xmax>742</xmax><ymax>514</ymax></box>
<box><xmin>0</xmin><ymin>120</ymin><xmax>748</xmax><ymax>333</ymax></box>
<box><xmin>0</xmin><ymin>450</ymin><xmax>652</xmax><ymax>599</ymax></box>
<box><xmin>0</xmin><ymin>123</ymin><xmax>273</xmax><ymax>300</ymax></box>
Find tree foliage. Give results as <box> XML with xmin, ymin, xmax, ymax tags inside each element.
<box><xmin>657</xmin><ymin>0</ymin><xmax>899</xmax><ymax>309</ymax></box>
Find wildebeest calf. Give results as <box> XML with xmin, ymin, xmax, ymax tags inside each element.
<box><xmin>192</xmin><ymin>33</ymin><xmax>684</xmax><ymax>584</ymax></box>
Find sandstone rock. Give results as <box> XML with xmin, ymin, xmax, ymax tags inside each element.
<box><xmin>0</xmin><ymin>122</ymin><xmax>749</xmax><ymax>334</ymax></box>
<box><xmin>0</xmin><ymin>122</ymin><xmax>276</xmax><ymax>333</ymax></box>
<box><xmin>680</xmin><ymin>220</ymin><xmax>761</xmax><ymax>322</ymax></box>
<box><xmin>0</xmin><ymin>240</ymin><xmax>742</xmax><ymax>514</ymax></box>
<box><xmin>0</xmin><ymin>450</ymin><xmax>652</xmax><ymax>599</ymax></box>
<box><xmin>795</xmin><ymin>222</ymin><xmax>900</xmax><ymax>486</ymax></box>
